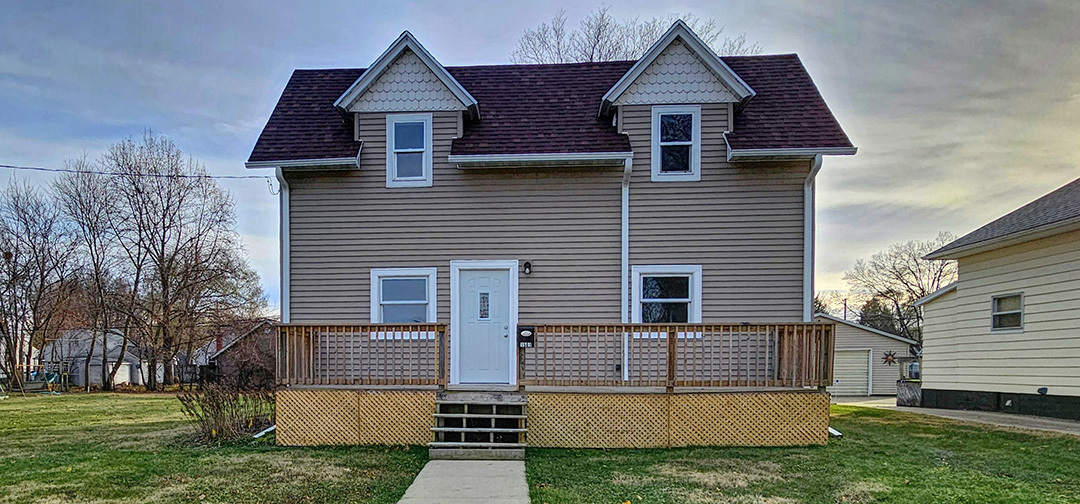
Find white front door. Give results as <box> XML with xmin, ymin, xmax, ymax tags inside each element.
<box><xmin>454</xmin><ymin>265</ymin><xmax>515</xmax><ymax>384</ymax></box>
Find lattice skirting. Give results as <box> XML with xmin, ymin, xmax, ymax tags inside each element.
<box><xmin>526</xmin><ymin>391</ymin><xmax>829</xmax><ymax>448</ymax></box>
<box><xmin>276</xmin><ymin>389</ymin><xmax>435</xmax><ymax>446</ymax></box>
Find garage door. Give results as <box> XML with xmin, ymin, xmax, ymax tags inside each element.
<box><xmin>829</xmin><ymin>350</ymin><xmax>870</xmax><ymax>396</ymax></box>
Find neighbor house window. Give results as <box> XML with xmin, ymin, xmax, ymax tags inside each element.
<box><xmin>631</xmin><ymin>265</ymin><xmax>702</xmax><ymax>323</ymax></box>
<box><xmin>370</xmin><ymin>268</ymin><xmax>438</xmax><ymax>323</ymax></box>
<box><xmin>650</xmin><ymin>105</ymin><xmax>701</xmax><ymax>182</ymax></box>
<box><xmin>991</xmin><ymin>293</ymin><xmax>1023</xmax><ymax>331</ymax></box>
<box><xmin>386</xmin><ymin>113</ymin><xmax>433</xmax><ymax>188</ymax></box>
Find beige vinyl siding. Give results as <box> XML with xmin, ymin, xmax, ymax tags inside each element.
<box><xmin>818</xmin><ymin>317</ymin><xmax>913</xmax><ymax>395</ymax></box>
<box><xmin>621</xmin><ymin>103</ymin><xmax>809</xmax><ymax>322</ymax></box>
<box><xmin>287</xmin><ymin>111</ymin><xmax>623</xmax><ymax>324</ymax></box>
<box><xmin>921</xmin><ymin>229</ymin><xmax>1080</xmax><ymax>397</ymax></box>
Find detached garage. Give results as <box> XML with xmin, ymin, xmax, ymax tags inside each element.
<box><xmin>815</xmin><ymin>314</ymin><xmax>917</xmax><ymax>396</ymax></box>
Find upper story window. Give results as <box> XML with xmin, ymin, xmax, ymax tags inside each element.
<box><xmin>370</xmin><ymin>267</ymin><xmax>438</xmax><ymax>323</ymax></box>
<box><xmin>991</xmin><ymin>293</ymin><xmax>1023</xmax><ymax>331</ymax></box>
<box><xmin>631</xmin><ymin>265</ymin><xmax>703</xmax><ymax>323</ymax></box>
<box><xmin>386</xmin><ymin>113</ymin><xmax>433</xmax><ymax>188</ymax></box>
<box><xmin>651</xmin><ymin>105</ymin><xmax>701</xmax><ymax>182</ymax></box>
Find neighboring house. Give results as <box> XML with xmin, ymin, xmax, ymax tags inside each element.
<box><xmin>207</xmin><ymin>319</ymin><xmax>276</xmax><ymax>389</ymax></box>
<box><xmin>917</xmin><ymin>176</ymin><xmax>1080</xmax><ymax>420</ymax></box>
<box><xmin>814</xmin><ymin>314</ymin><xmax>917</xmax><ymax>396</ymax></box>
<box><xmin>248</xmin><ymin>22</ymin><xmax>855</xmax><ymax>452</ymax></box>
<box><xmin>40</xmin><ymin>330</ymin><xmax>158</xmax><ymax>388</ymax></box>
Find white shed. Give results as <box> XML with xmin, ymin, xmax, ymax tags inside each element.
<box><xmin>815</xmin><ymin>314</ymin><xmax>917</xmax><ymax>396</ymax></box>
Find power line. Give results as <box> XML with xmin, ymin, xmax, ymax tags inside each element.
<box><xmin>0</xmin><ymin>163</ymin><xmax>271</xmax><ymax>180</ymax></box>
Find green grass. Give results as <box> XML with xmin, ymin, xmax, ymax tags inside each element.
<box><xmin>526</xmin><ymin>405</ymin><xmax>1080</xmax><ymax>503</ymax></box>
<box><xmin>0</xmin><ymin>392</ymin><xmax>426</xmax><ymax>504</ymax></box>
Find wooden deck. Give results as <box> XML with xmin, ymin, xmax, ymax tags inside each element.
<box><xmin>277</xmin><ymin>322</ymin><xmax>835</xmax><ymax>390</ymax></box>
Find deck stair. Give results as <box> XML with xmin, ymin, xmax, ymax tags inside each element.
<box><xmin>428</xmin><ymin>391</ymin><xmax>527</xmax><ymax>460</ymax></box>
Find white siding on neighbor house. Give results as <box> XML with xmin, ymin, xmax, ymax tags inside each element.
<box><xmin>348</xmin><ymin>49</ymin><xmax>466</xmax><ymax>113</ymax></box>
<box><xmin>621</xmin><ymin>103</ymin><xmax>809</xmax><ymax>322</ymax></box>
<box><xmin>614</xmin><ymin>39</ymin><xmax>739</xmax><ymax>105</ymax></box>
<box><xmin>831</xmin><ymin>350</ymin><xmax>870</xmax><ymax>396</ymax></box>
<box><xmin>921</xmin><ymin>229</ymin><xmax>1080</xmax><ymax>397</ymax></box>
<box><xmin>818</xmin><ymin>317</ymin><xmax>913</xmax><ymax>396</ymax></box>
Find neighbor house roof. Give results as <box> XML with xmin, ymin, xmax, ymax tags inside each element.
<box><xmin>926</xmin><ymin>177</ymin><xmax>1080</xmax><ymax>259</ymax></box>
<box><xmin>247</xmin><ymin>56</ymin><xmax>853</xmax><ymax>165</ymax></box>
<box><xmin>813</xmin><ymin>313</ymin><xmax>918</xmax><ymax>345</ymax></box>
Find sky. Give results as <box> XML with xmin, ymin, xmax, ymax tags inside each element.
<box><xmin>1</xmin><ymin>1</ymin><xmax>1079</xmax><ymax>312</ymax></box>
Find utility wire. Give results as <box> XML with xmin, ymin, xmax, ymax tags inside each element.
<box><xmin>0</xmin><ymin>163</ymin><xmax>271</xmax><ymax>180</ymax></box>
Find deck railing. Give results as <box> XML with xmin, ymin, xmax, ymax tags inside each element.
<box><xmin>276</xmin><ymin>322</ymin><xmax>833</xmax><ymax>389</ymax></box>
<box><xmin>277</xmin><ymin>324</ymin><xmax>447</xmax><ymax>386</ymax></box>
<box><xmin>521</xmin><ymin>323</ymin><xmax>834</xmax><ymax>389</ymax></box>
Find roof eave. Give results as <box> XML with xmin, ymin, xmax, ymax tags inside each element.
<box><xmin>599</xmin><ymin>20</ymin><xmax>755</xmax><ymax>116</ymax></box>
<box><xmin>913</xmin><ymin>282</ymin><xmax>958</xmax><ymax>307</ymax></box>
<box><xmin>245</xmin><ymin>151</ymin><xmax>361</xmax><ymax>170</ymax></box>
<box><xmin>448</xmin><ymin>151</ymin><xmax>633</xmax><ymax>168</ymax></box>
<box><xmin>726</xmin><ymin>146</ymin><xmax>857</xmax><ymax>161</ymax></box>
<box><xmin>813</xmin><ymin>313</ymin><xmax>919</xmax><ymax>345</ymax></box>
<box><xmin>924</xmin><ymin>216</ymin><xmax>1080</xmax><ymax>260</ymax></box>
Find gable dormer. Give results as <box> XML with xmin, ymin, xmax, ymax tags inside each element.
<box><xmin>600</xmin><ymin>20</ymin><xmax>754</xmax><ymax>115</ymax></box>
<box><xmin>335</xmin><ymin>31</ymin><xmax>479</xmax><ymax>118</ymax></box>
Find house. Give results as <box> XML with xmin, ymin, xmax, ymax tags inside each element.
<box><xmin>40</xmin><ymin>330</ymin><xmax>158</xmax><ymax>388</ymax></box>
<box><xmin>247</xmin><ymin>21</ymin><xmax>855</xmax><ymax>452</ymax></box>
<box><xmin>814</xmin><ymin>314</ymin><xmax>917</xmax><ymax>396</ymax></box>
<box><xmin>207</xmin><ymin>319</ymin><xmax>276</xmax><ymax>389</ymax></box>
<box><xmin>917</xmin><ymin>176</ymin><xmax>1080</xmax><ymax>420</ymax></box>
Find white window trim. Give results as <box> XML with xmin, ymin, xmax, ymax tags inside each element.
<box><xmin>386</xmin><ymin>113</ymin><xmax>434</xmax><ymax>188</ymax></box>
<box><xmin>990</xmin><ymin>292</ymin><xmax>1024</xmax><ymax>332</ymax></box>
<box><xmin>631</xmin><ymin>264</ymin><xmax>703</xmax><ymax>324</ymax></box>
<box><xmin>369</xmin><ymin>267</ymin><xmax>438</xmax><ymax>323</ymax></box>
<box><xmin>650</xmin><ymin>105</ymin><xmax>701</xmax><ymax>182</ymax></box>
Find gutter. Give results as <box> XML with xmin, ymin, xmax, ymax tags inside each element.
<box><xmin>244</xmin><ymin>152</ymin><xmax>361</xmax><ymax>170</ymax></box>
<box><xmin>913</xmin><ymin>282</ymin><xmax>957</xmax><ymax>307</ymax></box>
<box><xmin>448</xmin><ymin>151</ymin><xmax>633</xmax><ymax>167</ymax></box>
<box><xmin>726</xmin><ymin>145</ymin><xmax>857</xmax><ymax>161</ymax></box>
<box><xmin>803</xmin><ymin>155</ymin><xmax>823</xmax><ymax>322</ymax></box>
<box><xmin>621</xmin><ymin>156</ymin><xmax>632</xmax><ymax>382</ymax></box>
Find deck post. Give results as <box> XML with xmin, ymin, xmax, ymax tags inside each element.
<box><xmin>666</xmin><ymin>325</ymin><xmax>677</xmax><ymax>393</ymax></box>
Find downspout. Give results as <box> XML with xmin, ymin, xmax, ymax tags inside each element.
<box><xmin>803</xmin><ymin>155</ymin><xmax>823</xmax><ymax>322</ymax></box>
<box><xmin>621</xmin><ymin>156</ymin><xmax>632</xmax><ymax>381</ymax></box>
<box><xmin>276</xmin><ymin>167</ymin><xmax>290</xmax><ymax>324</ymax></box>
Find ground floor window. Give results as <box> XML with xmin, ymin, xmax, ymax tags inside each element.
<box><xmin>369</xmin><ymin>268</ymin><xmax>438</xmax><ymax>323</ymax></box>
<box><xmin>631</xmin><ymin>265</ymin><xmax>702</xmax><ymax>323</ymax></box>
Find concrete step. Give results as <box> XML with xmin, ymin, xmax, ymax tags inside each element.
<box><xmin>428</xmin><ymin>447</ymin><xmax>525</xmax><ymax>461</ymax></box>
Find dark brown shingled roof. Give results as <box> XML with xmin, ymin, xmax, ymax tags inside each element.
<box><xmin>723</xmin><ymin>54</ymin><xmax>853</xmax><ymax>151</ymax></box>
<box><xmin>248</xmin><ymin>55</ymin><xmax>852</xmax><ymax>163</ymax></box>
<box><xmin>928</xmin><ymin>177</ymin><xmax>1080</xmax><ymax>258</ymax></box>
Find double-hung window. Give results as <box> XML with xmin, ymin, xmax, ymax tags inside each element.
<box><xmin>990</xmin><ymin>293</ymin><xmax>1023</xmax><ymax>331</ymax></box>
<box><xmin>386</xmin><ymin>113</ymin><xmax>433</xmax><ymax>188</ymax></box>
<box><xmin>651</xmin><ymin>105</ymin><xmax>701</xmax><ymax>182</ymax></box>
<box><xmin>631</xmin><ymin>265</ymin><xmax>703</xmax><ymax>324</ymax></box>
<box><xmin>370</xmin><ymin>268</ymin><xmax>438</xmax><ymax>324</ymax></box>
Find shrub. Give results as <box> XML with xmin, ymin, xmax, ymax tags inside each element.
<box><xmin>177</xmin><ymin>384</ymin><xmax>274</xmax><ymax>442</ymax></box>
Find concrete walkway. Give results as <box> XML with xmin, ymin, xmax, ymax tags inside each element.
<box><xmin>398</xmin><ymin>460</ymin><xmax>529</xmax><ymax>504</ymax></box>
<box><xmin>834</xmin><ymin>396</ymin><xmax>1080</xmax><ymax>437</ymax></box>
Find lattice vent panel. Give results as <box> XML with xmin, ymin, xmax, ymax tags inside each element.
<box><xmin>526</xmin><ymin>393</ymin><xmax>668</xmax><ymax>448</ymax></box>
<box><xmin>277</xmin><ymin>389</ymin><xmax>360</xmax><ymax>446</ymax></box>
<box><xmin>670</xmin><ymin>392</ymin><xmax>829</xmax><ymax>446</ymax></box>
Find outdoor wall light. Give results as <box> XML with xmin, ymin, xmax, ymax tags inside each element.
<box><xmin>523</xmin><ymin>261</ymin><xmax>532</xmax><ymax>274</ymax></box>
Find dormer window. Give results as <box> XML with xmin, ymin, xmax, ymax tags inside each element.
<box><xmin>386</xmin><ymin>113</ymin><xmax>433</xmax><ymax>187</ymax></box>
<box><xmin>651</xmin><ymin>105</ymin><xmax>701</xmax><ymax>182</ymax></box>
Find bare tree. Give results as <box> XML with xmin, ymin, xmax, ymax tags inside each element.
<box><xmin>843</xmin><ymin>232</ymin><xmax>958</xmax><ymax>342</ymax></box>
<box><xmin>510</xmin><ymin>6</ymin><xmax>763</xmax><ymax>64</ymax></box>
<box><xmin>0</xmin><ymin>181</ymin><xmax>79</xmax><ymax>384</ymax></box>
<box><xmin>104</xmin><ymin>133</ymin><xmax>264</xmax><ymax>389</ymax></box>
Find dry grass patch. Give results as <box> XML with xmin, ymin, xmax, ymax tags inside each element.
<box><xmin>835</xmin><ymin>481</ymin><xmax>889</xmax><ymax>503</ymax></box>
<box><xmin>655</xmin><ymin>459</ymin><xmax>783</xmax><ymax>489</ymax></box>
<box><xmin>673</xmin><ymin>488</ymin><xmax>799</xmax><ymax>504</ymax></box>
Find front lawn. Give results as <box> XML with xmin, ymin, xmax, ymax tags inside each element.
<box><xmin>0</xmin><ymin>392</ymin><xmax>425</xmax><ymax>504</ymax></box>
<box><xmin>527</xmin><ymin>405</ymin><xmax>1080</xmax><ymax>503</ymax></box>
